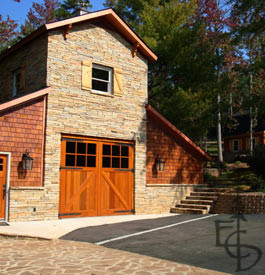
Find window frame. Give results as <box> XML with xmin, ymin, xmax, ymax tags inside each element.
<box><xmin>12</xmin><ymin>69</ymin><xmax>21</xmax><ymax>97</ymax></box>
<box><xmin>232</xmin><ymin>139</ymin><xmax>239</xmax><ymax>152</ymax></box>
<box><xmin>92</xmin><ymin>64</ymin><xmax>113</xmax><ymax>95</ymax></box>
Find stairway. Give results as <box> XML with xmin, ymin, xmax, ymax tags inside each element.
<box><xmin>170</xmin><ymin>187</ymin><xmax>231</xmax><ymax>214</ymax></box>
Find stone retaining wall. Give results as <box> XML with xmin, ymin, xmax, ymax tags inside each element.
<box><xmin>213</xmin><ymin>193</ymin><xmax>265</xmax><ymax>214</ymax></box>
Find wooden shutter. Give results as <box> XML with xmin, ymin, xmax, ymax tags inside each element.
<box><xmin>82</xmin><ymin>60</ymin><xmax>92</xmax><ymax>90</ymax></box>
<box><xmin>19</xmin><ymin>65</ymin><xmax>26</xmax><ymax>93</ymax></box>
<box><xmin>113</xmin><ymin>68</ymin><xmax>123</xmax><ymax>97</ymax></box>
<box><xmin>3</xmin><ymin>74</ymin><xmax>11</xmax><ymax>100</ymax></box>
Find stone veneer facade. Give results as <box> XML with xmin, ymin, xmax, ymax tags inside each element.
<box><xmin>1</xmin><ymin>22</ymin><xmax>203</xmax><ymax>221</ymax></box>
<box><xmin>43</xmin><ymin>23</ymin><xmax>148</xmax><ymax>220</ymax></box>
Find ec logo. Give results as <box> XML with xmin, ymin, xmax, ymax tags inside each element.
<box><xmin>215</xmin><ymin>214</ymin><xmax>262</xmax><ymax>272</ymax></box>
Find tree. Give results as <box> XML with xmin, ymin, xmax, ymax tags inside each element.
<box><xmin>0</xmin><ymin>0</ymin><xmax>21</xmax><ymax>52</ymax></box>
<box><xmin>193</xmin><ymin>0</ymin><xmax>238</xmax><ymax>161</ymax></box>
<box><xmin>27</xmin><ymin>0</ymin><xmax>59</xmax><ymax>29</ymax></box>
<box><xmin>56</xmin><ymin>0</ymin><xmax>92</xmax><ymax>20</ymax></box>
<box><xmin>229</xmin><ymin>0</ymin><xmax>265</xmax><ymax>155</ymax></box>
<box><xmin>18</xmin><ymin>0</ymin><xmax>59</xmax><ymax>38</ymax></box>
<box><xmin>104</xmin><ymin>0</ymin><xmax>218</xmax><ymax>140</ymax></box>
<box><xmin>0</xmin><ymin>15</ymin><xmax>18</xmax><ymax>52</ymax></box>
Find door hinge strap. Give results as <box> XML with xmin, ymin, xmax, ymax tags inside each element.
<box><xmin>58</xmin><ymin>212</ymin><xmax>82</xmax><ymax>217</ymax></box>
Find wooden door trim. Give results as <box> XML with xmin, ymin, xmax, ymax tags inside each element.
<box><xmin>61</xmin><ymin>134</ymin><xmax>134</xmax><ymax>146</ymax></box>
<box><xmin>0</xmin><ymin>152</ymin><xmax>11</xmax><ymax>222</ymax></box>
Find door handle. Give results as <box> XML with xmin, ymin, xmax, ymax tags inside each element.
<box><xmin>3</xmin><ymin>184</ymin><xmax>6</xmax><ymax>199</ymax></box>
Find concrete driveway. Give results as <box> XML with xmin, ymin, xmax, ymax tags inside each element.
<box><xmin>60</xmin><ymin>214</ymin><xmax>265</xmax><ymax>275</ymax></box>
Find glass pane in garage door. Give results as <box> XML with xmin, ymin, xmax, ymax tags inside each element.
<box><xmin>102</xmin><ymin>144</ymin><xmax>129</xmax><ymax>169</ymax></box>
<box><xmin>65</xmin><ymin>141</ymin><xmax>97</xmax><ymax>168</ymax></box>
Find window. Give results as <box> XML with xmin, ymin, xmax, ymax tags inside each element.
<box><xmin>65</xmin><ymin>141</ymin><xmax>97</xmax><ymax>168</ymax></box>
<box><xmin>92</xmin><ymin>64</ymin><xmax>112</xmax><ymax>94</ymax></box>
<box><xmin>253</xmin><ymin>138</ymin><xmax>256</xmax><ymax>149</ymax></box>
<box><xmin>102</xmin><ymin>144</ymin><xmax>129</xmax><ymax>169</ymax></box>
<box><xmin>12</xmin><ymin>70</ymin><xmax>21</xmax><ymax>97</ymax></box>
<box><xmin>233</xmin><ymin>140</ymin><xmax>239</xmax><ymax>152</ymax></box>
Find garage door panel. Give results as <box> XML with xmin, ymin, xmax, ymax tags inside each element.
<box><xmin>60</xmin><ymin>137</ymin><xmax>134</xmax><ymax>218</ymax></box>
<box><xmin>100</xmin><ymin>171</ymin><xmax>133</xmax><ymax>215</ymax></box>
<box><xmin>59</xmin><ymin>169</ymin><xmax>97</xmax><ymax>217</ymax></box>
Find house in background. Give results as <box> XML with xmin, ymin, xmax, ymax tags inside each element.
<box><xmin>224</xmin><ymin>113</ymin><xmax>265</xmax><ymax>161</ymax></box>
<box><xmin>0</xmin><ymin>9</ymin><xmax>210</xmax><ymax>222</ymax></box>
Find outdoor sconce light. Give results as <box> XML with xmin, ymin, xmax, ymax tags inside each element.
<box><xmin>22</xmin><ymin>151</ymin><xmax>33</xmax><ymax>170</ymax></box>
<box><xmin>155</xmin><ymin>157</ymin><xmax>165</xmax><ymax>171</ymax></box>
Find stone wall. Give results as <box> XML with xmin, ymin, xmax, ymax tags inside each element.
<box><xmin>0</xmin><ymin>35</ymin><xmax>47</xmax><ymax>102</ymax></box>
<box><xmin>213</xmin><ymin>193</ymin><xmax>265</xmax><ymax>214</ymax></box>
<box><xmin>45</xmin><ymin>23</ymin><xmax>148</xmax><ymax>219</ymax></box>
<box><xmin>137</xmin><ymin>184</ymin><xmax>203</xmax><ymax>214</ymax></box>
<box><xmin>1</xmin><ymin>21</ymin><xmax>206</xmax><ymax>221</ymax></box>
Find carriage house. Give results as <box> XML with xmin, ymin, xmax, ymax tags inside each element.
<box><xmin>0</xmin><ymin>9</ymin><xmax>210</xmax><ymax>222</ymax></box>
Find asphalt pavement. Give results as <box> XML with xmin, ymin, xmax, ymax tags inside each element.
<box><xmin>61</xmin><ymin>214</ymin><xmax>265</xmax><ymax>275</ymax></box>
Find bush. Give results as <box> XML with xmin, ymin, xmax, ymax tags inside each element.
<box><xmin>238</xmin><ymin>172</ymin><xmax>265</xmax><ymax>191</ymax></box>
<box><xmin>249</xmin><ymin>145</ymin><xmax>265</xmax><ymax>178</ymax></box>
<box><xmin>203</xmin><ymin>172</ymin><xmax>216</xmax><ymax>182</ymax></box>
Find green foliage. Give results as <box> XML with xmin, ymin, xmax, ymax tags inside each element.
<box><xmin>105</xmin><ymin>0</ymin><xmax>218</xmax><ymax>139</ymax></box>
<box><xmin>238</xmin><ymin>172</ymin><xmax>265</xmax><ymax>191</ymax></box>
<box><xmin>203</xmin><ymin>171</ymin><xmax>217</xmax><ymax>182</ymax></box>
<box><xmin>56</xmin><ymin>0</ymin><xmax>92</xmax><ymax>20</ymax></box>
<box><xmin>249</xmin><ymin>145</ymin><xmax>265</xmax><ymax>178</ymax></box>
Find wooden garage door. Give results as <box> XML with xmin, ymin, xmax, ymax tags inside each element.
<box><xmin>59</xmin><ymin>136</ymin><xmax>134</xmax><ymax>218</ymax></box>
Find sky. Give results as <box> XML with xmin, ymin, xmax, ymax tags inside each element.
<box><xmin>0</xmin><ymin>0</ymin><xmax>105</xmax><ymax>25</ymax></box>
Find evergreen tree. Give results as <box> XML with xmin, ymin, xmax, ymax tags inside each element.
<box><xmin>56</xmin><ymin>0</ymin><xmax>92</xmax><ymax>20</ymax></box>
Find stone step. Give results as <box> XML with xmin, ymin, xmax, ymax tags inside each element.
<box><xmin>194</xmin><ymin>187</ymin><xmax>231</xmax><ymax>192</ymax></box>
<box><xmin>170</xmin><ymin>207</ymin><xmax>208</xmax><ymax>214</ymax></box>
<box><xmin>190</xmin><ymin>192</ymin><xmax>221</xmax><ymax>196</ymax></box>
<box><xmin>186</xmin><ymin>195</ymin><xmax>218</xmax><ymax>200</ymax></box>
<box><xmin>175</xmin><ymin>204</ymin><xmax>210</xmax><ymax>210</ymax></box>
<box><xmin>181</xmin><ymin>199</ymin><xmax>214</xmax><ymax>205</ymax></box>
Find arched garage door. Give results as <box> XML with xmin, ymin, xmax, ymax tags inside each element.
<box><xmin>59</xmin><ymin>136</ymin><xmax>134</xmax><ymax>218</ymax></box>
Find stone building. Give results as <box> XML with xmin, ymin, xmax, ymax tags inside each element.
<box><xmin>0</xmin><ymin>9</ymin><xmax>211</xmax><ymax>222</ymax></box>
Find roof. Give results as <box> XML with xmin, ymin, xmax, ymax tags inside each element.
<box><xmin>224</xmin><ymin>114</ymin><xmax>265</xmax><ymax>137</ymax></box>
<box><xmin>0</xmin><ymin>87</ymin><xmax>50</xmax><ymax>113</ymax></box>
<box><xmin>0</xmin><ymin>9</ymin><xmax>157</xmax><ymax>62</ymax></box>
<box><xmin>146</xmin><ymin>104</ymin><xmax>212</xmax><ymax>161</ymax></box>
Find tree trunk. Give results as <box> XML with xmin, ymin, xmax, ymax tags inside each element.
<box><xmin>249</xmin><ymin>70</ymin><xmax>253</xmax><ymax>156</ymax></box>
<box><xmin>217</xmin><ymin>92</ymin><xmax>223</xmax><ymax>162</ymax></box>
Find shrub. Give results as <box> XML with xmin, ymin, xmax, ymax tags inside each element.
<box><xmin>238</xmin><ymin>172</ymin><xmax>265</xmax><ymax>191</ymax></box>
<box><xmin>203</xmin><ymin>171</ymin><xmax>216</xmax><ymax>183</ymax></box>
<box><xmin>249</xmin><ymin>144</ymin><xmax>265</xmax><ymax>178</ymax></box>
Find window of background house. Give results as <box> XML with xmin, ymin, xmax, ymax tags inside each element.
<box><xmin>253</xmin><ymin>138</ymin><xmax>256</xmax><ymax>149</ymax></box>
<box><xmin>92</xmin><ymin>64</ymin><xmax>112</xmax><ymax>94</ymax></box>
<box><xmin>233</xmin><ymin>140</ymin><xmax>239</xmax><ymax>152</ymax></box>
<box><xmin>12</xmin><ymin>70</ymin><xmax>21</xmax><ymax>97</ymax></box>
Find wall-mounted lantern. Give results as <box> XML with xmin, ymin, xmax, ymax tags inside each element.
<box><xmin>155</xmin><ymin>157</ymin><xmax>165</xmax><ymax>171</ymax></box>
<box><xmin>22</xmin><ymin>151</ymin><xmax>33</xmax><ymax>170</ymax></box>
